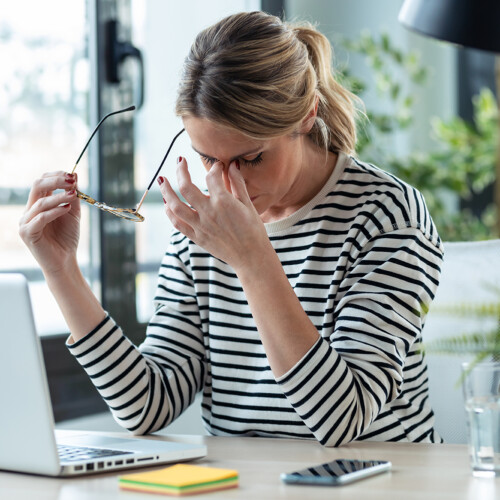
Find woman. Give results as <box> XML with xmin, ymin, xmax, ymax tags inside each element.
<box><xmin>19</xmin><ymin>11</ymin><xmax>443</xmax><ymax>446</ymax></box>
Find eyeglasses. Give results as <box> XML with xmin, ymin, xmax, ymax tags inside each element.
<box><xmin>71</xmin><ymin>105</ymin><xmax>185</xmax><ymax>222</ymax></box>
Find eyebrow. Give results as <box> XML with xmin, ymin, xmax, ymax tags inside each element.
<box><xmin>191</xmin><ymin>145</ymin><xmax>262</xmax><ymax>163</ymax></box>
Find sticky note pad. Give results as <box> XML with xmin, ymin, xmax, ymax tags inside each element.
<box><xmin>119</xmin><ymin>463</ymin><xmax>239</xmax><ymax>496</ymax></box>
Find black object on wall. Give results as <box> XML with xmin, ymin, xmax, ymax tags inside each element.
<box><xmin>105</xmin><ymin>19</ymin><xmax>145</xmax><ymax>109</ymax></box>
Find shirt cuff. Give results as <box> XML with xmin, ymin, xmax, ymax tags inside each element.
<box><xmin>276</xmin><ymin>336</ymin><xmax>331</xmax><ymax>393</ymax></box>
<box><xmin>66</xmin><ymin>314</ymin><xmax>118</xmax><ymax>358</ymax></box>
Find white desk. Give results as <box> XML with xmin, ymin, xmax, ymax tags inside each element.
<box><xmin>0</xmin><ymin>432</ymin><xmax>498</xmax><ymax>499</ymax></box>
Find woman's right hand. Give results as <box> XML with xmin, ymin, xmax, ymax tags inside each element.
<box><xmin>19</xmin><ymin>171</ymin><xmax>81</xmax><ymax>277</ymax></box>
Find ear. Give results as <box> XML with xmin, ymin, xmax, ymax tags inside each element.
<box><xmin>299</xmin><ymin>95</ymin><xmax>319</xmax><ymax>134</ymax></box>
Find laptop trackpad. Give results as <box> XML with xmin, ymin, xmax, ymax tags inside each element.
<box><xmin>57</xmin><ymin>434</ymin><xmax>178</xmax><ymax>452</ymax></box>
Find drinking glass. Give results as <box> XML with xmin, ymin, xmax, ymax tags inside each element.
<box><xmin>462</xmin><ymin>361</ymin><xmax>500</xmax><ymax>477</ymax></box>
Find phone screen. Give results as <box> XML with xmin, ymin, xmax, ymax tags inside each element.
<box><xmin>281</xmin><ymin>459</ymin><xmax>391</xmax><ymax>486</ymax></box>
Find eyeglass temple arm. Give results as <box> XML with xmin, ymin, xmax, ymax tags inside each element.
<box><xmin>71</xmin><ymin>105</ymin><xmax>136</xmax><ymax>174</ymax></box>
<box><xmin>135</xmin><ymin>128</ymin><xmax>185</xmax><ymax>213</ymax></box>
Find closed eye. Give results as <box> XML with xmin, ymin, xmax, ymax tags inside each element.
<box><xmin>242</xmin><ymin>152</ymin><xmax>263</xmax><ymax>166</ymax></box>
<box><xmin>199</xmin><ymin>154</ymin><xmax>218</xmax><ymax>166</ymax></box>
<box><xmin>199</xmin><ymin>152</ymin><xmax>263</xmax><ymax>167</ymax></box>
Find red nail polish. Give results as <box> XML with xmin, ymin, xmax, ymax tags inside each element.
<box><xmin>163</xmin><ymin>197</ymin><xmax>166</xmax><ymax>204</ymax></box>
<box><xmin>177</xmin><ymin>156</ymin><xmax>183</xmax><ymax>164</ymax></box>
<box><xmin>67</xmin><ymin>189</ymin><xmax>76</xmax><ymax>195</ymax></box>
<box><xmin>158</xmin><ymin>177</ymin><xmax>164</xmax><ymax>185</ymax></box>
<box><xmin>65</xmin><ymin>174</ymin><xmax>75</xmax><ymax>183</ymax></box>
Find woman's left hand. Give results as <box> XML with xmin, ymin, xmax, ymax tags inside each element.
<box><xmin>158</xmin><ymin>157</ymin><xmax>271</xmax><ymax>272</ymax></box>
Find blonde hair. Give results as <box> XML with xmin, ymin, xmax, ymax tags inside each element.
<box><xmin>176</xmin><ymin>11</ymin><xmax>361</xmax><ymax>155</ymax></box>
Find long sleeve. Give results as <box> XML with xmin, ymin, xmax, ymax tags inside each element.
<box><xmin>67</xmin><ymin>234</ymin><xmax>206</xmax><ymax>435</ymax></box>
<box><xmin>275</xmin><ymin>227</ymin><xmax>442</xmax><ymax>446</ymax></box>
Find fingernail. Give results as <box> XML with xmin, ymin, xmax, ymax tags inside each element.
<box><xmin>162</xmin><ymin>197</ymin><xmax>166</xmax><ymax>204</ymax></box>
<box><xmin>177</xmin><ymin>156</ymin><xmax>183</xmax><ymax>164</ymax></box>
<box><xmin>60</xmin><ymin>202</ymin><xmax>70</xmax><ymax>208</ymax></box>
<box><xmin>235</xmin><ymin>159</ymin><xmax>240</xmax><ymax>170</ymax></box>
<box><xmin>157</xmin><ymin>177</ymin><xmax>164</xmax><ymax>185</ymax></box>
<box><xmin>65</xmin><ymin>173</ymin><xmax>75</xmax><ymax>183</ymax></box>
<box><xmin>67</xmin><ymin>189</ymin><xmax>76</xmax><ymax>195</ymax></box>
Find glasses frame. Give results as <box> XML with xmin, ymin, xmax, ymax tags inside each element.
<box><xmin>72</xmin><ymin>105</ymin><xmax>185</xmax><ymax>222</ymax></box>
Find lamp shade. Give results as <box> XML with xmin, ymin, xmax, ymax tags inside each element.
<box><xmin>398</xmin><ymin>0</ymin><xmax>500</xmax><ymax>53</ymax></box>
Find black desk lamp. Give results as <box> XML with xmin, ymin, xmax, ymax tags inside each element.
<box><xmin>398</xmin><ymin>0</ymin><xmax>500</xmax><ymax>53</ymax></box>
<box><xmin>398</xmin><ymin>0</ymin><xmax>500</xmax><ymax>234</ymax></box>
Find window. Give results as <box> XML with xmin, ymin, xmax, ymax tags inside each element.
<box><xmin>0</xmin><ymin>1</ymin><xmax>92</xmax><ymax>336</ymax></box>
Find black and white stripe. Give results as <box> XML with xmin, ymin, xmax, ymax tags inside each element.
<box><xmin>68</xmin><ymin>152</ymin><xmax>444</xmax><ymax>445</ymax></box>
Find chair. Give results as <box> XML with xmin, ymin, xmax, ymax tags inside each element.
<box><xmin>422</xmin><ymin>239</ymin><xmax>500</xmax><ymax>444</ymax></box>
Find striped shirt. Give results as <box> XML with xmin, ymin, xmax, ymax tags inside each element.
<box><xmin>67</xmin><ymin>152</ymin><xmax>444</xmax><ymax>446</ymax></box>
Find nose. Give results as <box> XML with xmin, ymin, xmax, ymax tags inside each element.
<box><xmin>212</xmin><ymin>160</ymin><xmax>228</xmax><ymax>171</ymax></box>
<box><xmin>214</xmin><ymin>159</ymin><xmax>239</xmax><ymax>171</ymax></box>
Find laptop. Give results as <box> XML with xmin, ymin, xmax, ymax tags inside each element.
<box><xmin>0</xmin><ymin>273</ymin><xmax>207</xmax><ymax>476</ymax></box>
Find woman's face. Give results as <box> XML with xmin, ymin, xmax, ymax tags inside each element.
<box><xmin>183</xmin><ymin>116</ymin><xmax>312</xmax><ymax>221</ymax></box>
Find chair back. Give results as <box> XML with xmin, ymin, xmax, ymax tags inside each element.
<box><xmin>423</xmin><ymin>239</ymin><xmax>500</xmax><ymax>444</ymax></box>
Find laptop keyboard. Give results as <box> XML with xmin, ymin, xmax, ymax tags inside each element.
<box><xmin>58</xmin><ymin>444</ymin><xmax>132</xmax><ymax>463</ymax></box>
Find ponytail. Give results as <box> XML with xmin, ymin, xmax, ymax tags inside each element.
<box><xmin>292</xmin><ymin>23</ymin><xmax>362</xmax><ymax>154</ymax></box>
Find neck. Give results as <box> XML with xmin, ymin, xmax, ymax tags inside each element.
<box><xmin>262</xmin><ymin>140</ymin><xmax>338</xmax><ymax>223</ymax></box>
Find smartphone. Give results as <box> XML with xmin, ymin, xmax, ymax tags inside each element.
<box><xmin>281</xmin><ymin>458</ymin><xmax>391</xmax><ymax>486</ymax></box>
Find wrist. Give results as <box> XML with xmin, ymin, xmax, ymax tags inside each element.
<box><xmin>43</xmin><ymin>256</ymin><xmax>106</xmax><ymax>342</ymax></box>
<box><xmin>44</xmin><ymin>256</ymin><xmax>84</xmax><ymax>293</ymax></box>
<box><xmin>232</xmin><ymin>238</ymin><xmax>277</xmax><ymax>278</ymax></box>
<box><xmin>235</xmin><ymin>241</ymin><xmax>283</xmax><ymax>287</ymax></box>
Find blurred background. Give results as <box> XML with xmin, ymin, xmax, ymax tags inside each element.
<box><xmin>0</xmin><ymin>0</ymin><xmax>497</xmax><ymax>422</ymax></box>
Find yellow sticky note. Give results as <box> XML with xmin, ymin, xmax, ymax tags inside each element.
<box><xmin>119</xmin><ymin>463</ymin><xmax>239</xmax><ymax>496</ymax></box>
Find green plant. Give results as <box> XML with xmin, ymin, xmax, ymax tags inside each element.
<box><xmin>340</xmin><ymin>31</ymin><xmax>428</xmax><ymax>157</ymax></box>
<box><xmin>338</xmin><ymin>32</ymin><xmax>499</xmax><ymax>241</ymax></box>
<box><xmin>422</xmin><ymin>297</ymin><xmax>500</xmax><ymax>385</ymax></box>
<box><xmin>425</xmin><ymin>330</ymin><xmax>500</xmax><ymax>358</ymax></box>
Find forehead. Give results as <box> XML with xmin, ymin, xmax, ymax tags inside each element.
<box><xmin>183</xmin><ymin>116</ymin><xmax>265</xmax><ymax>158</ymax></box>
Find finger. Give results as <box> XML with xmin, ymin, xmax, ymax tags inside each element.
<box><xmin>164</xmin><ymin>204</ymin><xmax>197</xmax><ymax>241</ymax></box>
<box><xmin>175</xmin><ymin>157</ymin><xmax>208</xmax><ymax>209</ymax></box>
<box><xmin>228</xmin><ymin>161</ymin><xmax>252</xmax><ymax>205</ymax></box>
<box><xmin>27</xmin><ymin>172</ymin><xmax>77</xmax><ymax>209</ymax></box>
<box><xmin>159</xmin><ymin>177</ymin><xmax>197</xmax><ymax>240</ymax></box>
<box><xmin>159</xmin><ymin>176</ymin><xmax>200</xmax><ymax>227</ymax></box>
<box><xmin>221</xmin><ymin>165</ymin><xmax>232</xmax><ymax>194</ymax></box>
<box><xmin>39</xmin><ymin>170</ymin><xmax>78</xmax><ymax>185</ymax></box>
<box><xmin>205</xmin><ymin>161</ymin><xmax>228</xmax><ymax>198</ymax></box>
<box><xmin>21</xmin><ymin>189</ymin><xmax>78</xmax><ymax>226</ymax></box>
<box><xmin>19</xmin><ymin>204</ymin><xmax>73</xmax><ymax>245</ymax></box>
